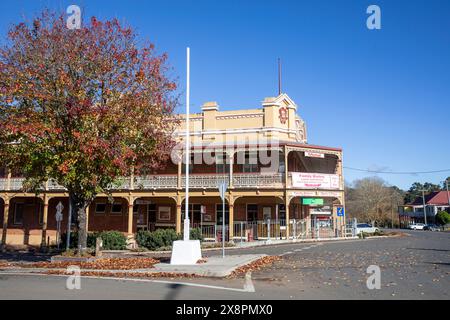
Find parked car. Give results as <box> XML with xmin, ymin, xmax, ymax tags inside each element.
<box><xmin>424</xmin><ymin>224</ymin><xmax>441</xmax><ymax>231</ymax></box>
<box><xmin>355</xmin><ymin>223</ymin><xmax>379</xmax><ymax>234</ymax></box>
<box><xmin>409</xmin><ymin>223</ymin><xmax>426</xmax><ymax>230</ymax></box>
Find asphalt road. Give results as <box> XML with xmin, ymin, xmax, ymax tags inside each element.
<box><xmin>0</xmin><ymin>230</ymin><xmax>448</xmax><ymax>300</ymax></box>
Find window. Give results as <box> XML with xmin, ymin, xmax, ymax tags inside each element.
<box><xmin>158</xmin><ymin>206</ymin><xmax>171</xmax><ymax>221</ymax></box>
<box><xmin>13</xmin><ymin>203</ymin><xmax>24</xmax><ymax>225</ymax></box>
<box><xmin>215</xmin><ymin>154</ymin><xmax>230</xmax><ymax>174</ymax></box>
<box><xmin>95</xmin><ymin>203</ymin><xmax>106</xmax><ymax>214</ymax></box>
<box><xmin>182</xmin><ymin>153</ymin><xmax>194</xmax><ymax>174</ymax></box>
<box><xmin>243</xmin><ymin>151</ymin><xmax>258</xmax><ymax>173</ymax></box>
<box><xmin>278</xmin><ymin>204</ymin><xmax>286</xmax><ymax>220</ymax></box>
<box><xmin>111</xmin><ymin>203</ymin><xmax>123</xmax><ymax>215</ymax></box>
<box><xmin>38</xmin><ymin>203</ymin><xmax>44</xmax><ymax>225</ymax></box>
<box><xmin>216</xmin><ymin>204</ymin><xmax>229</xmax><ymax>225</ymax></box>
<box><xmin>182</xmin><ymin>204</ymin><xmax>202</xmax><ymax>224</ymax></box>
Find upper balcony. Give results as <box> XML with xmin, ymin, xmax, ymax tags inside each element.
<box><xmin>0</xmin><ymin>145</ymin><xmax>343</xmax><ymax>193</ymax></box>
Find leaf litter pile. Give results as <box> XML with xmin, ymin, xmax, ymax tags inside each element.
<box><xmin>228</xmin><ymin>256</ymin><xmax>282</xmax><ymax>278</ymax></box>
<box><xmin>21</xmin><ymin>258</ymin><xmax>160</xmax><ymax>270</ymax></box>
<box><xmin>44</xmin><ymin>269</ymin><xmax>199</xmax><ymax>279</ymax></box>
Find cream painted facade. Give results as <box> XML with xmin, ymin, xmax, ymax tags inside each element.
<box><xmin>0</xmin><ymin>94</ymin><xmax>346</xmax><ymax>247</ymax></box>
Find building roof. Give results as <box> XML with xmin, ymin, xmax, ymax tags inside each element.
<box><xmin>408</xmin><ymin>191</ymin><xmax>450</xmax><ymax>206</ymax></box>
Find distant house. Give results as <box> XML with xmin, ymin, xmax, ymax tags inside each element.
<box><xmin>399</xmin><ymin>191</ymin><xmax>450</xmax><ymax>225</ymax></box>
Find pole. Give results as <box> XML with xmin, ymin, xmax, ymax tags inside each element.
<box><xmin>275</xmin><ymin>204</ymin><xmax>279</xmax><ymax>239</ymax></box>
<box><xmin>184</xmin><ymin>47</ymin><xmax>190</xmax><ymax>242</ymax></box>
<box><xmin>446</xmin><ymin>180</ymin><xmax>450</xmax><ymax>208</ymax></box>
<box><xmin>278</xmin><ymin>58</ymin><xmax>282</xmax><ymax>95</ymax></box>
<box><xmin>421</xmin><ymin>190</ymin><xmax>428</xmax><ymax>225</ymax></box>
<box><xmin>222</xmin><ymin>197</ymin><xmax>225</xmax><ymax>258</ymax></box>
<box><xmin>66</xmin><ymin>197</ymin><xmax>72</xmax><ymax>251</ymax></box>
<box><xmin>391</xmin><ymin>195</ymin><xmax>394</xmax><ymax>229</ymax></box>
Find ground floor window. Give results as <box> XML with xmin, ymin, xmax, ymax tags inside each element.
<box><xmin>13</xmin><ymin>203</ymin><xmax>24</xmax><ymax>225</ymax></box>
<box><xmin>95</xmin><ymin>203</ymin><xmax>106</xmax><ymax>215</ymax></box>
<box><xmin>181</xmin><ymin>204</ymin><xmax>202</xmax><ymax>225</ymax></box>
<box><xmin>216</xmin><ymin>204</ymin><xmax>229</xmax><ymax>225</ymax></box>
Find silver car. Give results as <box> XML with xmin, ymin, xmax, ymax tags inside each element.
<box><xmin>356</xmin><ymin>223</ymin><xmax>380</xmax><ymax>234</ymax></box>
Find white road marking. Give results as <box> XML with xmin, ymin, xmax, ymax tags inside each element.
<box><xmin>243</xmin><ymin>272</ymin><xmax>255</xmax><ymax>292</ymax></box>
<box><xmin>0</xmin><ymin>272</ymin><xmax>255</xmax><ymax>293</ymax></box>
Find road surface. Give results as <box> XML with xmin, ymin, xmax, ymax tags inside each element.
<box><xmin>0</xmin><ymin>230</ymin><xmax>448</xmax><ymax>299</ymax></box>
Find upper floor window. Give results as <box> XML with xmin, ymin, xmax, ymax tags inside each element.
<box><xmin>242</xmin><ymin>151</ymin><xmax>258</xmax><ymax>173</ymax></box>
<box><xmin>215</xmin><ymin>154</ymin><xmax>230</xmax><ymax>174</ymax></box>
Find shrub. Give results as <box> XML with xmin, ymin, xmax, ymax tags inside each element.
<box><xmin>436</xmin><ymin>211</ymin><xmax>450</xmax><ymax>226</ymax></box>
<box><xmin>189</xmin><ymin>228</ymin><xmax>203</xmax><ymax>241</ymax></box>
<box><xmin>136</xmin><ymin>228</ymin><xmax>180</xmax><ymax>251</ymax></box>
<box><xmin>61</xmin><ymin>230</ymin><xmax>126</xmax><ymax>250</ymax></box>
<box><xmin>98</xmin><ymin>231</ymin><xmax>127</xmax><ymax>250</ymax></box>
<box><xmin>60</xmin><ymin>231</ymin><xmax>98</xmax><ymax>249</ymax></box>
<box><xmin>373</xmin><ymin>229</ymin><xmax>383</xmax><ymax>236</ymax></box>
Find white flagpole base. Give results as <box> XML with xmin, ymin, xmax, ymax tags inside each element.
<box><xmin>170</xmin><ymin>240</ymin><xmax>202</xmax><ymax>265</ymax></box>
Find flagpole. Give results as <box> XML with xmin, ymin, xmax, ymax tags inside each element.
<box><xmin>184</xmin><ymin>47</ymin><xmax>190</xmax><ymax>242</ymax></box>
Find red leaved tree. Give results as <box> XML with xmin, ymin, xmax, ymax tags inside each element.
<box><xmin>0</xmin><ymin>11</ymin><xmax>178</xmax><ymax>252</ymax></box>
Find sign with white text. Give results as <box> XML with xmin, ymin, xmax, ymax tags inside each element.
<box><xmin>304</xmin><ymin>151</ymin><xmax>325</xmax><ymax>158</ymax></box>
<box><xmin>291</xmin><ymin>172</ymin><xmax>340</xmax><ymax>189</ymax></box>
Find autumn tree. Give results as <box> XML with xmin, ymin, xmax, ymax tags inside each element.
<box><xmin>345</xmin><ymin>177</ymin><xmax>404</xmax><ymax>226</ymax></box>
<box><xmin>0</xmin><ymin>11</ymin><xmax>178</xmax><ymax>253</ymax></box>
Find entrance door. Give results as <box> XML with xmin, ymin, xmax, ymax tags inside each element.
<box><xmin>246</xmin><ymin>204</ymin><xmax>258</xmax><ymax>222</ymax></box>
<box><xmin>148</xmin><ymin>204</ymin><xmax>157</xmax><ymax>231</ymax></box>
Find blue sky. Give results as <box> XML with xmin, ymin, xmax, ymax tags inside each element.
<box><xmin>1</xmin><ymin>0</ymin><xmax>449</xmax><ymax>190</ymax></box>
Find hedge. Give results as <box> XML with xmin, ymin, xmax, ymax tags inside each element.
<box><xmin>61</xmin><ymin>230</ymin><xmax>127</xmax><ymax>250</ymax></box>
<box><xmin>136</xmin><ymin>228</ymin><xmax>203</xmax><ymax>251</ymax></box>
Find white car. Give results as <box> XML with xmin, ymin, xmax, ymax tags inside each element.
<box><xmin>356</xmin><ymin>223</ymin><xmax>379</xmax><ymax>234</ymax></box>
<box><xmin>409</xmin><ymin>223</ymin><xmax>425</xmax><ymax>230</ymax></box>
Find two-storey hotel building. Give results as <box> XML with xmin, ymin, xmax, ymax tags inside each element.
<box><xmin>0</xmin><ymin>93</ymin><xmax>346</xmax><ymax>247</ymax></box>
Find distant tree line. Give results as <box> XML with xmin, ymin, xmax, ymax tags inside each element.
<box><xmin>345</xmin><ymin>176</ymin><xmax>450</xmax><ymax>226</ymax></box>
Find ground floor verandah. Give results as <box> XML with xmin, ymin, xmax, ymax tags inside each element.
<box><xmin>0</xmin><ymin>192</ymin><xmax>345</xmax><ymax>247</ymax></box>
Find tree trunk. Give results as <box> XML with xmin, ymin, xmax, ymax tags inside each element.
<box><xmin>69</xmin><ymin>193</ymin><xmax>89</xmax><ymax>255</ymax></box>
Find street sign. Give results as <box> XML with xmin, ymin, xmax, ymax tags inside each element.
<box><xmin>218</xmin><ymin>182</ymin><xmax>228</xmax><ymax>201</ymax></box>
<box><xmin>337</xmin><ymin>207</ymin><xmax>345</xmax><ymax>217</ymax></box>
<box><xmin>302</xmin><ymin>198</ymin><xmax>324</xmax><ymax>205</ymax></box>
<box><xmin>55</xmin><ymin>201</ymin><xmax>64</xmax><ymax>249</ymax></box>
<box><xmin>55</xmin><ymin>202</ymin><xmax>64</xmax><ymax>222</ymax></box>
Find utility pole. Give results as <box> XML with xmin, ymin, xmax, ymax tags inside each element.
<box><xmin>421</xmin><ymin>189</ymin><xmax>428</xmax><ymax>225</ymax></box>
<box><xmin>446</xmin><ymin>179</ymin><xmax>450</xmax><ymax>208</ymax></box>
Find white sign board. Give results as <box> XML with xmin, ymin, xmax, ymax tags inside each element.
<box><xmin>304</xmin><ymin>151</ymin><xmax>325</xmax><ymax>158</ymax></box>
<box><xmin>291</xmin><ymin>172</ymin><xmax>340</xmax><ymax>190</ymax></box>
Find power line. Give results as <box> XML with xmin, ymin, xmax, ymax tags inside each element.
<box><xmin>343</xmin><ymin>166</ymin><xmax>450</xmax><ymax>175</ymax></box>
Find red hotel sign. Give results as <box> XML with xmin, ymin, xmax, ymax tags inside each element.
<box><xmin>291</xmin><ymin>172</ymin><xmax>340</xmax><ymax>189</ymax></box>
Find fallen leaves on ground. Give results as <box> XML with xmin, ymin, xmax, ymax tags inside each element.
<box><xmin>43</xmin><ymin>270</ymin><xmax>199</xmax><ymax>278</ymax></box>
<box><xmin>228</xmin><ymin>256</ymin><xmax>283</xmax><ymax>278</ymax></box>
<box><xmin>21</xmin><ymin>258</ymin><xmax>160</xmax><ymax>270</ymax></box>
<box><xmin>0</xmin><ymin>261</ymin><xmax>12</xmax><ymax>268</ymax></box>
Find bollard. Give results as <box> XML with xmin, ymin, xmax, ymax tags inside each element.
<box><xmin>95</xmin><ymin>237</ymin><xmax>103</xmax><ymax>257</ymax></box>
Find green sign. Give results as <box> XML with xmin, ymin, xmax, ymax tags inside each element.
<box><xmin>302</xmin><ymin>198</ymin><xmax>324</xmax><ymax>205</ymax></box>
